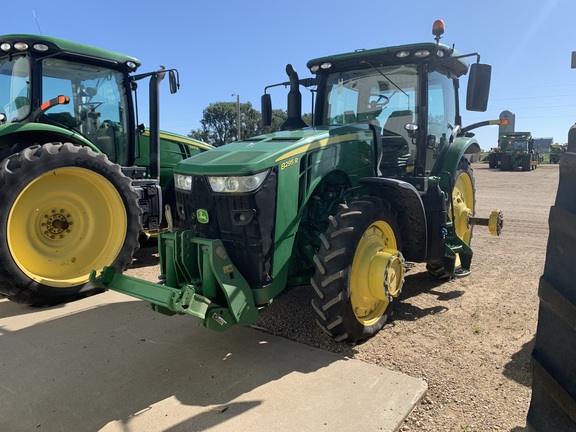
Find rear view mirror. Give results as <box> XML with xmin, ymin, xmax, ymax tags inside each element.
<box><xmin>168</xmin><ymin>70</ymin><xmax>180</xmax><ymax>94</ymax></box>
<box><xmin>466</xmin><ymin>63</ymin><xmax>491</xmax><ymax>112</ymax></box>
<box><xmin>261</xmin><ymin>93</ymin><xmax>272</xmax><ymax>126</ymax></box>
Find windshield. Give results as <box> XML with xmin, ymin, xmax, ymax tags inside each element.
<box><xmin>41</xmin><ymin>57</ymin><xmax>130</xmax><ymax>163</ymax></box>
<box><xmin>323</xmin><ymin>65</ymin><xmax>417</xmax><ymax>136</ymax></box>
<box><xmin>0</xmin><ymin>55</ymin><xmax>31</xmax><ymax>122</ymax></box>
<box><xmin>511</xmin><ymin>139</ymin><xmax>528</xmax><ymax>151</ymax></box>
<box><xmin>502</xmin><ymin>138</ymin><xmax>528</xmax><ymax>151</ymax></box>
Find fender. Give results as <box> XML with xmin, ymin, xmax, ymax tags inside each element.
<box><xmin>360</xmin><ymin>177</ymin><xmax>427</xmax><ymax>262</ymax></box>
<box><xmin>431</xmin><ymin>135</ymin><xmax>480</xmax><ymax>179</ymax></box>
<box><xmin>0</xmin><ymin>122</ymin><xmax>99</xmax><ymax>152</ymax></box>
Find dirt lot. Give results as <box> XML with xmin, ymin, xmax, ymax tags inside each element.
<box><xmin>127</xmin><ymin>162</ymin><xmax>560</xmax><ymax>431</ymax></box>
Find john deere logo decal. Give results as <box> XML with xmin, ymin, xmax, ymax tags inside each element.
<box><xmin>196</xmin><ymin>209</ymin><xmax>209</xmax><ymax>224</ymax></box>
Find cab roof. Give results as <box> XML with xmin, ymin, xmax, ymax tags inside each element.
<box><xmin>0</xmin><ymin>34</ymin><xmax>142</xmax><ymax>70</ymax></box>
<box><xmin>307</xmin><ymin>42</ymin><xmax>470</xmax><ymax>77</ymax></box>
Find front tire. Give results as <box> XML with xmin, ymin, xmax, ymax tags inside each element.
<box><xmin>501</xmin><ymin>154</ymin><xmax>511</xmax><ymax>171</ymax></box>
<box><xmin>0</xmin><ymin>143</ymin><xmax>141</xmax><ymax>305</ymax></box>
<box><xmin>522</xmin><ymin>155</ymin><xmax>531</xmax><ymax>171</ymax></box>
<box><xmin>488</xmin><ymin>153</ymin><xmax>497</xmax><ymax>169</ymax></box>
<box><xmin>311</xmin><ymin>196</ymin><xmax>405</xmax><ymax>343</ymax></box>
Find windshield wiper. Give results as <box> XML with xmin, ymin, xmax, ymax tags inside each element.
<box><xmin>359</xmin><ymin>60</ymin><xmax>410</xmax><ymax>99</ymax></box>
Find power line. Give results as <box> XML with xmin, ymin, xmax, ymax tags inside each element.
<box><xmin>487</xmin><ymin>105</ymin><xmax>576</xmax><ymax>110</ymax></box>
<box><xmin>32</xmin><ymin>10</ymin><xmax>42</xmax><ymax>35</ymax></box>
<box><xmin>491</xmin><ymin>83</ymin><xmax>576</xmax><ymax>92</ymax></box>
<box><xmin>490</xmin><ymin>94</ymin><xmax>576</xmax><ymax>101</ymax></box>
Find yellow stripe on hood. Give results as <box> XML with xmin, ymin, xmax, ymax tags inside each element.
<box><xmin>275</xmin><ymin>133</ymin><xmax>362</xmax><ymax>162</ymax></box>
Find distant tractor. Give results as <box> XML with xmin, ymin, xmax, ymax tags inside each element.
<box><xmin>489</xmin><ymin>132</ymin><xmax>538</xmax><ymax>171</ymax></box>
<box><xmin>549</xmin><ymin>143</ymin><xmax>567</xmax><ymax>164</ymax></box>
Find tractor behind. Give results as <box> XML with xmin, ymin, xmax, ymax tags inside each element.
<box><xmin>0</xmin><ymin>34</ymin><xmax>212</xmax><ymax>306</ymax></box>
<box><xmin>549</xmin><ymin>143</ymin><xmax>567</xmax><ymax>163</ymax></box>
<box><xmin>497</xmin><ymin>131</ymin><xmax>539</xmax><ymax>171</ymax></box>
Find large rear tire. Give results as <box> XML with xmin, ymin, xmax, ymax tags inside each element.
<box><xmin>311</xmin><ymin>196</ymin><xmax>405</xmax><ymax>343</ymax></box>
<box><xmin>0</xmin><ymin>143</ymin><xmax>141</xmax><ymax>305</ymax></box>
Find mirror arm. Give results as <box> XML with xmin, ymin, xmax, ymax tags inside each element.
<box><xmin>431</xmin><ymin>52</ymin><xmax>481</xmax><ymax>71</ymax></box>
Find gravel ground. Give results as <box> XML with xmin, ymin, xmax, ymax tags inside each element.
<box><xmin>128</xmin><ymin>162</ymin><xmax>560</xmax><ymax>431</ymax></box>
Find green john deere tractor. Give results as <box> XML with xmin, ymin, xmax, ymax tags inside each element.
<box><xmin>0</xmin><ymin>34</ymin><xmax>212</xmax><ymax>306</ymax></box>
<box><xmin>549</xmin><ymin>143</ymin><xmax>567</xmax><ymax>164</ymax></box>
<box><xmin>498</xmin><ymin>132</ymin><xmax>538</xmax><ymax>171</ymax></box>
<box><xmin>91</xmin><ymin>20</ymin><xmax>503</xmax><ymax>343</ymax></box>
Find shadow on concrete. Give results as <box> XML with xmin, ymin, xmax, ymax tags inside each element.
<box><xmin>0</xmin><ymin>297</ymin><xmax>342</xmax><ymax>432</ymax></box>
<box><xmin>0</xmin><ymin>296</ymin><xmax>70</xmax><ymax>319</ymax></box>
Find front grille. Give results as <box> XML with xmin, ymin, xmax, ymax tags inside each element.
<box><xmin>175</xmin><ymin>170</ymin><xmax>278</xmax><ymax>288</ymax></box>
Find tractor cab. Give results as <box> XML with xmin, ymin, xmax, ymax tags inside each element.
<box><xmin>263</xmin><ymin>20</ymin><xmax>491</xmax><ymax>189</ymax></box>
<box><xmin>0</xmin><ymin>37</ymin><xmax>143</xmax><ymax>165</ymax></box>
<box><xmin>306</xmin><ymin>25</ymin><xmax>490</xmax><ymax>183</ymax></box>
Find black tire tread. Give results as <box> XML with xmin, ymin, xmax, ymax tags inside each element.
<box><xmin>311</xmin><ymin>196</ymin><xmax>399</xmax><ymax>343</ymax></box>
<box><xmin>0</xmin><ymin>142</ymin><xmax>142</xmax><ymax>305</ymax></box>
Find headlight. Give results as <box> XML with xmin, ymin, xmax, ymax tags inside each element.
<box><xmin>174</xmin><ymin>173</ymin><xmax>192</xmax><ymax>190</ymax></box>
<box><xmin>14</xmin><ymin>42</ymin><xmax>29</xmax><ymax>51</ymax></box>
<box><xmin>33</xmin><ymin>43</ymin><xmax>49</xmax><ymax>52</ymax></box>
<box><xmin>208</xmin><ymin>169</ymin><xmax>270</xmax><ymax>193</ymax></box>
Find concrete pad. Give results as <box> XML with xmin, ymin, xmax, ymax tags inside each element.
<box><xmin>0</xmin><ymin>291</ymin><xmax>426</xmax><ymax>432</ymax></box>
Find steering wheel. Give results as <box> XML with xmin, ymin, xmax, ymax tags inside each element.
<box><xmin>80</xmin><ymin>101</ymin><xmax>104</xmax><ymax>110</ymax></box>
<box><xmin>369</xmin><ymin>94</ymin><xmax>390</xmax><ymax>110</ymax></box>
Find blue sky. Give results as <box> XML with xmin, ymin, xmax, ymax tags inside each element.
<box><xmin>4</xmin><ymin>0</ymin><xmax>576</xmax><ymax>149</ymax></box>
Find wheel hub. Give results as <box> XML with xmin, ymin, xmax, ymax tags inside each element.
<box><xmin>42</xmin><ymin>209</ymin><xmax>73</xmax><ymax>239</ymax></box>
<box><xmin>368</xmin><ymin>249</ymin><xmax>406</xmax><ymax>302</ymax></box>
<box><xmin>453</xmin><ymin>195</ymin><xmax>472</xmax><ymax>235</ymax></box>
<box><xmin>351</xmin><ymin>220</ymin><xmax>404</xmax><ymax>325</ymax></box>
<box><xmin>488</xmin><ymin>210</ymin><xmax>504</xmax><ymax>236</ymax></box>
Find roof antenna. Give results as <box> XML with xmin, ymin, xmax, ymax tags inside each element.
<box><xmin>432</xmin><ymin>19</ymin><xmax>444</xmax><ymax>44</ymax></box>
<box><xmin>32</xmin><ymin>10</ymin><xmax>43</xmax><ymax>35</ymax></box>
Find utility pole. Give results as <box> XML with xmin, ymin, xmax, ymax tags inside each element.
<box><xmin>232</xmin><ymin>94</ymin><xmax>241</xmax><ymax>141</ymax></box>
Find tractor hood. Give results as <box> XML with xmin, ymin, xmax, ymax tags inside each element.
<box><xmin>174</xmin><ymin>124</ymin><xmax>373</xmax><ymax>175</ymax></box>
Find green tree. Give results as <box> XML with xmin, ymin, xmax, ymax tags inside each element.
<box><xmin>188</xmin><ymin>100</ymin><xmax>314</xmax><ymax>145</ymax></box>
<box><xmin>188</xmin><ymin>101</ymin><xmax>261</xmax><ymax>146</ymax></box>
<box><xmin>260</xmin><ymin>109</ymin><xmax>287</xmax><ymax>134</ymax></box>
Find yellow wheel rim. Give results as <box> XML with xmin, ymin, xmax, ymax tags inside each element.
<box><xmin>350</xmin><ymin>221</ymin><xmax>404</xmax><ymax>326</ymax></box>
<box><xmin>451</xmin><ymin>172</ymin><xmax>474</xmax><ymax>266</ymax></box>
<box><xmin>7</xmin><ymin>167</ymin><xmax>127</xmax><ymax>288</ymax></box>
